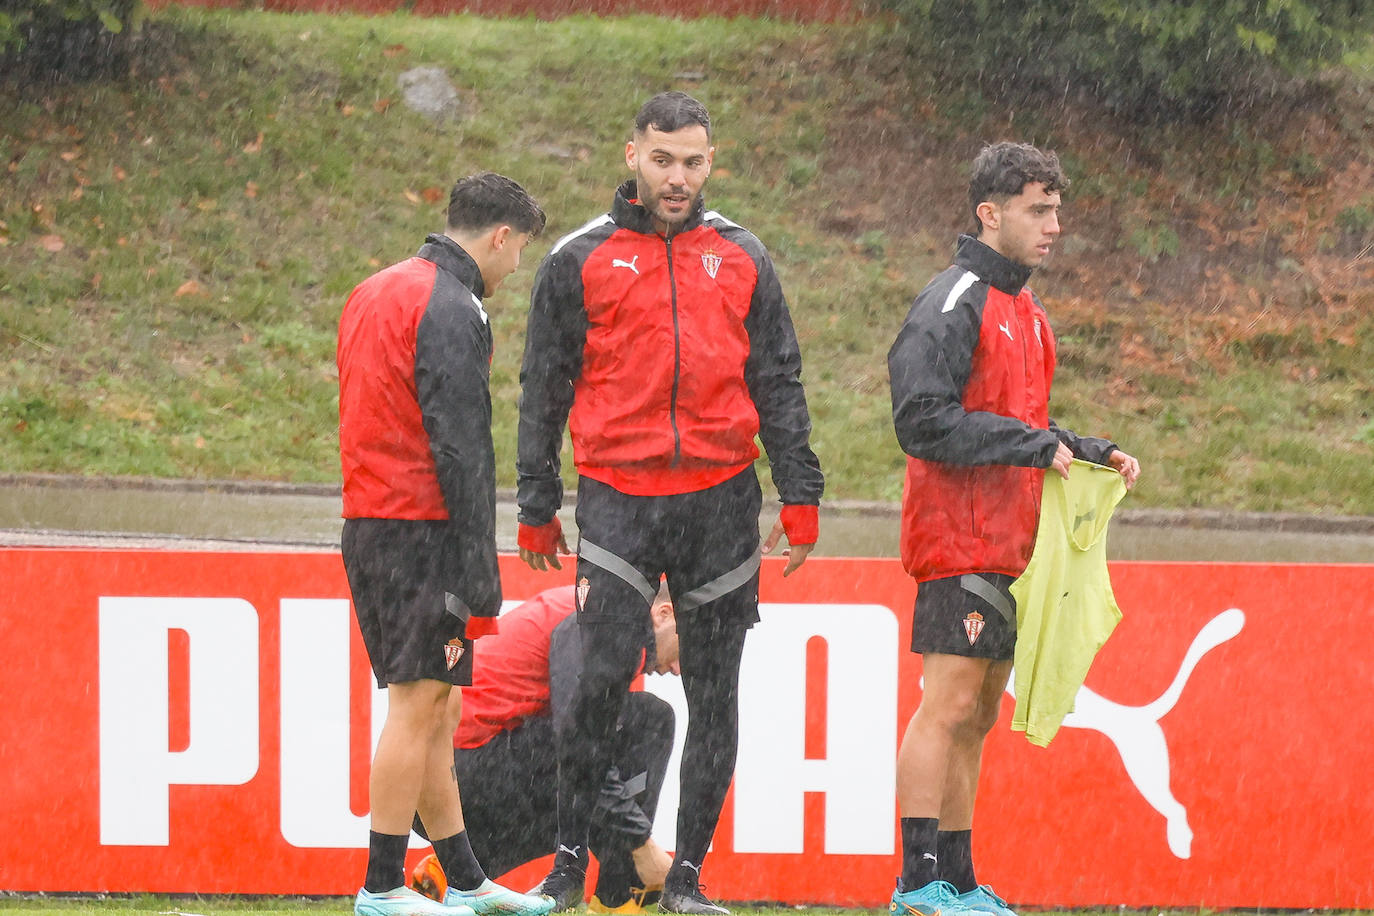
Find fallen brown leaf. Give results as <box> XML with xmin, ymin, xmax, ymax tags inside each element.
<box><xmin>39</xmin><ymin>234</ymin><xmax>65</xmax><ymax>252</ymax></box>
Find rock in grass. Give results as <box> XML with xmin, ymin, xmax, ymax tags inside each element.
<box><xmin>398</xmin><ymin>66</ymin><xmax>464</xmax><ymax>121</ymax></box>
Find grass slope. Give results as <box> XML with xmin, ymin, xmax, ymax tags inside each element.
<box><xmin>1</xmin><ymin>9</ymin><xmax>1371</xmax><ymax>513</ymax></box>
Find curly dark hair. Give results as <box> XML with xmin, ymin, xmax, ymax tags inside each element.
<box><xmin>968</xmin><ymin>142</ymin><xmax>1069</xmax><ymax>236</ymax></box>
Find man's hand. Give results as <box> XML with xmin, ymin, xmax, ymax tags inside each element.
<box><xmin>1050</xmin><ymin>441</ymin><xmax>1074</xmax><ymax>479</ymax></box>
<box><xmin>517</xmin><ymin>519</ymin><xmax>569</xmax><ymax>571</ymax></box>
<box><xmin>762</xmin><ymin>507</ymin><xmax>816</xmax><ymax>578</ymax></box>
<box><xmin>631</xmin><ymin>837</ymin><xmax>673</xmax><ymax>890</ymax></box>
<box><xmin>1107</xmin><ymin>448</ymin><xmax>1142</xmax><ymax>490</ymax></box>
<box><xmin>519</xmin><ymin>544</ymin><xmax>568</xmax><ymax>571</ymax></box>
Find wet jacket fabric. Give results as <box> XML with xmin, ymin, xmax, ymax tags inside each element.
<box><xmin>516</xmin><ymin>181</ymin><xmax>824</xmax><ymax>524</ymax></box>
<box><xmin>456</xmin><ymin>586</ymin><xmax>648</xmax><ymax>749</ymax></box>
<box><xmin>337</xmin><ymin>233</ymin><xmax>502</xmax><ymax>625</ymax></box>
<box><xmin>888</xmin><ymin>234</ymin><xmax>1116</xmax><ymax>583</ymax></box>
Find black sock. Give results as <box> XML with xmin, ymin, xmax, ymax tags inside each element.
<box><xmin>899</xmin><ymin>817</ymin><xmax>940</xmax><ymax>891</ymax></box>
<box><xmin>432</xmin><ymin>830</ymin><xmax>487</xmax><ymax>892</ymax></box>
<box><xmin>593</xmin><ymin>851</ymin><xmax>638</xmax><ymax>907</ymax></box>
<box><xmin>364</xmin><ymin>830</ymin><xmax>410</xmax><ymax>893</ymax></box>
<box><xmin>937</xmin><ymin>829</ymin><xmax>976</xmax><ymax>893</ymax></box>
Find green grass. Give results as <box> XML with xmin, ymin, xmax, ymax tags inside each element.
<box><xmin>1</xmin><ymin>8</ymin><xmax>1371</xmax><ymax>514</ymax></box>
<box><xmin>0</xmin><ymin>900</ymin><xmax>885</xmax><ymax>915</ymax></box>
<box><xmin>0</xmin><ymin>897</ymin><xmax>350</xmax><ymax>914</ymax></box>
<box><xmin>4</xmin><ymin>903</ymin><xmax>1368</xmax><ymax>916</ymax></box>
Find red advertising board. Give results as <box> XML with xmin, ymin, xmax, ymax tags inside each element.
<box><xmin>0</xmin><ymin>549</ymin><xmax>1370</xmax><ymax>907</ymax></box>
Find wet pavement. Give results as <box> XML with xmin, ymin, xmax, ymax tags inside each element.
<box><xmin>0</xmin><ymin>473</ymin><xmax>1371</xmax><ymax>563</ymax></box>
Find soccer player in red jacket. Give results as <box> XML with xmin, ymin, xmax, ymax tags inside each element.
<box><xmin>339</xmin><ymin>172</ymin><xmax>552</xmax><ymax>916</ymax></box>
<box><xmin>886</xmin><ymin>144</ymin><xmax>1140</xmax><ymax>916</ymax></box>
<box><xmin>413</xmin><ymin>583</ymin><xmax>680</xmax><ymax>914</ymax></box>
<box><xmin>516</xmin><ymin>92</ymin><xmax>824</xmax><ymax>916</ymax></box>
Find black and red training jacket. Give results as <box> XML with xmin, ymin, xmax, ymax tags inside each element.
<box><xmin>337</xmin><ymin>234</ymin><xmax>502</xmax><ymax>623</ymax></box>
<box><xmin>516</xmin><ymin>181</ymin><xmax>824</xmax><ymax>525</ymax></box>
<box><xmin>888</xmin><ymin>235</ymin><xmax>1117</xmax><ymax>583</ymax></box>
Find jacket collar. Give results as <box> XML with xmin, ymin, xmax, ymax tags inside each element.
<box><xmin>954</xmin><ymin>234</ymin><xmax>1033</xmax><ymax>296</ymax></box>
<box><xmin>611</xmin><ymin>179</ymin><xmax>706</xmax><ymax>236</ymax></box>
<box><xmin>417</xmin><ymin>233</ymin><xmax>487</xmax><ymax>299</ymax></box>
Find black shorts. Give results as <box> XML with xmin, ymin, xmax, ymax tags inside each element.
<box><xmin>341</xmin><ymin>518</ymin><xmax>475</xmax><ymax>688</ymax></box>
<box><xmin>910</xmin><ymin>573</ymin><xmax>1018</xmax><ymax>661</ymax></box>
<box><xmin>573</xmin><ymin>467</ymin><xmax>763</xmax><ymax>630</ymax></box>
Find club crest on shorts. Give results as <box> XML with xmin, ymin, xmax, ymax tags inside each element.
<box><xmin>444</xmin><ymin>638</ymin><xmax>465</xmax><ymax>670</ymax></box>
<box><xmin>963</xmin><ymin>610</ymin><xmax>985</xmax><ymax>645</ymax></box>
<box><xmin>577</xmin><ymin>576</ymin><xmax>591</xmax><ymax>608</ymax></box>
<box><xmin>701</xmin><ymin>249</ymin><xmax>722</xmax><ymax>279</ymax></box>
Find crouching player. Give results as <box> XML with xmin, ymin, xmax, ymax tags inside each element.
<box><xmin>413</xmin><ymin>582</ymin><xmax>681</xmax><ymax>914</ymax></box>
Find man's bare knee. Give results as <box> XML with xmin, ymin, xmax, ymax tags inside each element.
<box><xmin>385</xmin><ymin>679</ymin><xmax>455</xmax><ymax>731</ymax></box>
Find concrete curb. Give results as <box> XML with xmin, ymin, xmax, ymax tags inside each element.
<box><xmin>2</xmin><ymin>472</ymin><xmax>1372</xmax><ymax>535</ymax></box>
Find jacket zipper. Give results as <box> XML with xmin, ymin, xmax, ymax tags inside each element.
<box><xmin>665</xmin><ymin>235</ymin><xmax>683</xmax><ymax>466</ymax></box>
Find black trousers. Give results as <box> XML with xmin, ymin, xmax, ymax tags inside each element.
<box><xmin>458</xmin><ymin>691</ymin><xmax>674</xmax><ymax>892</ymax></box>
<box><xmin>562</xmin><ymin>469</ymin><xmax>760</xmax><ymax>874</ymax></box>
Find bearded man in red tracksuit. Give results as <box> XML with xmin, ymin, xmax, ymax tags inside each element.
<box><xmin>515</xmin><ymin>91</ymin><xmax>824</xmax><ymax>916</ymax></box>
<box><xmin>886</xmin><ymin>143</ymin><xmax>1141</xmax><ymax>916</ymax></box>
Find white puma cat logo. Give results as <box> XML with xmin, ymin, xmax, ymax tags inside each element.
<box><xmin>999</xmin><ymin>321</ymin><xmax>1014</xmax><ymax>341</ymax></box>
<box><xmin>612</xmin><ymin>255</ymin><xmax>639</xmax><ymax>275</ymax></box>
<box><xmin>1005</xmin><ymin>608</ymin><xmax>1246</xmax><ymax>859</ymax></box>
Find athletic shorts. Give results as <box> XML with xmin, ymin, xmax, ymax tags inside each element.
<box><xmin>341</xmin><ymin>518</ymin><xmax>475</xmax><ymax>688</ymax></box>
<box><xmin>910</xmin><ymin>572</ymin><xmax>1018</xmax><ymax>661</ymax></box>
<box><xmin>573</xmin><ymin>467</ymin><xmax>763</xmax><ymax>631</ymax></box>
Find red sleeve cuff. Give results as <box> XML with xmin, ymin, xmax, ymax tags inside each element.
<box><xmin>518</xmin><ymin>518</ymin><xmax>563</xmax><ymax>555</ymax></box>
<box><xmin>467</xmin><ymin>615</ymin><xmax>500</xmax><ymax>639</ymax></box>
<box><xmin>779</xmin><ymin>504</ymin><xmax>819</xmax><ymax>546</ymax></box>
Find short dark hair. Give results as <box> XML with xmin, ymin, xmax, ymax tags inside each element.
<box><xmin>446</xmin><ymin>171</ymin><xmax>546</xmax><ymax>237</ymax></box>
<box><xmin>968</xmin><ymin>142</ymin><xmax>1069</xmax><ymax>236</ymax></box>
<box><xmin>634</xmin><ymin>91</ymin><xmax>712</xmax><ymax>141</ymax></box>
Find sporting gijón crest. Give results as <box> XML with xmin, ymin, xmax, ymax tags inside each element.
<box><xmin>444</xmin><ymin>638</ymin><xmax>465</xmax><ymax>670</ymax></box>
<box><xmin>701</xmin><ymin>249</ymin><xmax>722</xmax><ymax>279</ymax></box>
<box><xmin>963</xmin><ymin>611</ymin><xmax>985</xmax><ymax>645</ymax></box>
